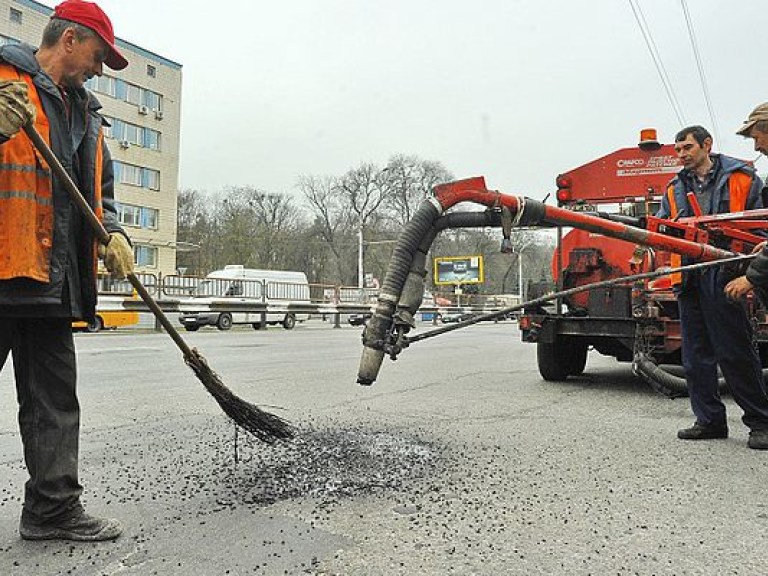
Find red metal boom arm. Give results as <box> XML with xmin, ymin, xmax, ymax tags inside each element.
<box><xmin>432</xmin><ymin>177</ymin><xmax>736</xmax><ymax>261</ymax></box>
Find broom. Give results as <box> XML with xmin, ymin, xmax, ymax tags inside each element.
<box><xmin>24</xmin><ymin>123</ymin><xmax>294</xmax><ymax>444</ymax></box>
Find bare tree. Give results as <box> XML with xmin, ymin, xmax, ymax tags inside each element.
<box><xmin>383</xmin><ymin>154</ymin><xmax>454</xmax><ymax>227</ymax></box>
<box><xmin>298</xmin><ymin>174</ymin><xmax>354</xmax><ymax>283</ymax></box>
<box><xmin>226</xmin><ymin>186</ymin><xmax>303</xmax><ymax>269</ymax></box>
<box><xmin>176</xmin><ymin>188</ymin><xmax>214</xmax><ymax>275</ymax></box>
<box><xmin>337</xmin><ymin>163</ymin><xmax>390</xmax><ymax>228</ymax></box>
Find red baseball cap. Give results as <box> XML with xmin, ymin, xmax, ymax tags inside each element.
<box><xmin>53</xmin><ymin>0</ymin><xmax>128</xmax><ymax>70</ymax></box>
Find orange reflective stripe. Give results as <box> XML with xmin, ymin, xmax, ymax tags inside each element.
<box><xmin>666</xmin><ymin>184</ymin><xmax>678</xmax><ymax>218</ymax></box>
<box><xmin>0</xmin><ymin>63</ymin><xmax>53</xmax><ymax>281</ymax></box>
<box><xmin>92</xmin><ymin>128</ymin><xmax>104</xmax><ymax>275</ymax></box>
<box><xmin>728</xmin><ymin>171</ymin><xmax>752</xmax><ymax>212</ymax></box>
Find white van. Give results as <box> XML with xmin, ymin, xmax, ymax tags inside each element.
<box><xmin>179</xmin><ymin>265</ymin><xmax>311</xmax><ymax>331</ymax></box>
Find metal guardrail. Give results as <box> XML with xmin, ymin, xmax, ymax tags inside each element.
<box><xmin>97</xmin><ymin>273</ymin><xmax>522</xmax><ymax>305</ymax></box>
<box><xmin>93</xmin><ymin>273</ymin><xmax>519</xmax><ymax>322</ymax></box>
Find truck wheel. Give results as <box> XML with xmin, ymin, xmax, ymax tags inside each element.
<box><xmin>216</xmin><ymin>313</ymin><xmax>233</xmax><ymax>331</ymax></box>
<box><xmin>252</xmin><ymin>322</ymin><xmax>265</xmax><ymax>330</ymax></box>
<box><xmin>566</xmin><ymin>341</ymin><xmax>588</xmax><ymax>376</ymax></box>
<box><xmin>282</xmin><ymin>314</ymin><xmax>297</xmax><ymax>330</ymax></box>
<box><xmin>86</xmin><ymin>316</ymin><xmax>104</xmax><ymax>333</ymax></box>
<box><xmin>537</xmin><ymin>340</ymin><xmax>571</xmax><ymax>381</ymax></box>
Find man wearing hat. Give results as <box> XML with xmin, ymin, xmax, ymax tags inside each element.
<box><xmin>0</xmin><ymin>0</ymin><xmax>134</xmax><ymax>541</ymax></box>
<box><xmin>726</xmin><ymin>103</ymin><xmax>768</xmax><ymax>303</ymax></box>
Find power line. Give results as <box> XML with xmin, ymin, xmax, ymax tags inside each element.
<box><xmin>680</xmin><ymin>0</ymin><xmax>720</xmax><ymax>142</ymax></box>
<box><xmin>627</xmin><ymin>0</ymin><xmax>686</xmax><ymax>125</ymax></box>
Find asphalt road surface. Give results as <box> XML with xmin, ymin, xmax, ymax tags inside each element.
<box><xmin>1</xmin><ymin>319</ymin><xmax>768</xmax><ymax>575</ymax></box>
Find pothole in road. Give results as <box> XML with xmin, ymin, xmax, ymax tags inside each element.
<box><xmin>223</xmin><ymin>426</ymin><xmax>443</xmax><ymax>506</ymax></box>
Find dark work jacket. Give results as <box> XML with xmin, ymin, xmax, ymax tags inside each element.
<box><xmin>0</xmin><ymin>43</ymin><xmax>124</xmax><ymax>321</ymax></box>
<box><xmin>656</xmin><ymin>154</ymin><xmax>763</xmax><ymax>219</ymax></box>
<box><xmin>746</xmin><ymin>248</ymin><xmax>768</xmax><ymax>292</ymax></box>
<box><xmin>656</xmin><ymin>154</ymin><xmax>763</xmax><ymax>293</ymax></box>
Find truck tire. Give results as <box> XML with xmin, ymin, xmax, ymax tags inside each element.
<box><xmin>566</xmin><ymin>341</ymin><xmax>588</xmax><ymax>376</ymax></box>
<box><xmin>252</xmin><ymin>322</ymin><xmax>265</xmax><ymax>330</ymax></box>
<box><xmin>537</xmin><ymin>339</ymin><xmax>571</xmax><ymax>381</ymax></box>
<box><xmin>282</xmin><ymin>314</ymin><xmax>297</xmax><ymax>330</ymax></box>
<box><xmin>216</xmin><ymin>313</ymin><xmax>233</xmax><ymax>331</ymax></box>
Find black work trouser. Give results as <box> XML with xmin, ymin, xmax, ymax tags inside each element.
<box><xmin>678</xmin><ymin>269</ymin><xmax>768</xmax><ymax>431</ymax></box>
<box><xmin>0</xmin><ymin>317</ymin><xmax>83</xmax><ymax>522</ymax></box>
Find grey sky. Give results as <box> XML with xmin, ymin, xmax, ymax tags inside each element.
<box><xmin>58</xmin><ymin>1</ymin><xmax>768</xmax><ymax>198</ymax></box>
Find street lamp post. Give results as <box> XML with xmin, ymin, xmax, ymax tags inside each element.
<box><xmin>357</xmin><ymin>222</ymin><xmax>364</xmax><ymax>289</ymax></box>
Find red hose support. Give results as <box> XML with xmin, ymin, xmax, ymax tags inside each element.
<box><xmin>432</xmin><ymin>177</ymin><xmax>734</xmax><ymax>261</ymax></box>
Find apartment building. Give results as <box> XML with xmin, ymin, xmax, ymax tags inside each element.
<box><xmin>0</xmin><ymin>0</ymin><xmax>182</xmax><ymax>277</ymax></box>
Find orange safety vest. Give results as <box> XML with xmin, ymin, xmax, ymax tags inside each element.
<box><xmin>0</xmin><ymin>63</ymin><xmax>53</xmax><ymax>282</ymax></box>
<box><xmin>0</xmin><ymin>63</ymin><xmax>105</xmax><ymax>283</ymax></box>
<box><xmin>665</xmin><ymin>171</ymin><xmax>753</xmax><ymax>285</ymax></box>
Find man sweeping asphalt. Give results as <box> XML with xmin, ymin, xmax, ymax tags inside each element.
<box><xmin>0</xmin><ymin>0</ymin><xmax>134</xmax><ymax>541</ymax></box>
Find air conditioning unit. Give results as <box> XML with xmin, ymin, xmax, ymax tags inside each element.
<box><xmin>154</xmin><ymin>109</ymin><xmax>164</xmax><ymax>120</ymax></box>
<box><xmin>119</xmin><ymin>140</ymin><xmax>130</xmax><ymax>149</ymax></box>
<box><xmin>138</xmin><ymin>104</ymin><xmax>149</xmax><ymax>115</ymax></box>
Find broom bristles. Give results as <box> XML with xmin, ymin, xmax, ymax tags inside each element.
<box><xmin>185</xmin><ymin>349</ymin><xmax>295</xmax><ymax>443</ymax></box>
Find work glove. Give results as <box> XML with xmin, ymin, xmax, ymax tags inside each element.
<box><xmin>0</xmin><ymin>80</ymin><xmax>36</xmax><ymax>138</ymax></box>
<box><xmin>99</xmin><ymin>233</ymin><xmax>134</xmax><ymax>279</ymax></box>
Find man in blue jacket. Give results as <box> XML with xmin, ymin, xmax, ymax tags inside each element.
<box><xmin>657</xmin><ymin>125</ymin><xmax>768</xmax><ymax>449</ymax></box>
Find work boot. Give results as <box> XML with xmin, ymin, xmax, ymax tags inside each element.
<box><xmin>748</xmin><ymin>429</ymin><xmax>768</xmax><ymax>450</ymax></box>
<box><xmin>20</xmin><ymin>510</ymin><xmax>122</xmax><ymax>542</ymax></box>
<box><xmin>677</xmin><ymin>421</ymin><xmax>728</xmax><ymax>440</ymax></box>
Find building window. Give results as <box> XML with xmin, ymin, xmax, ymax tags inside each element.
<box><xmin>145</xmin><ymin>168</ymin><xmax>160</xmax><ymax>190</ymax></box>
<box><xmin>145</xmin><ymin>91</ymin><xmax>161</xmax><ymax>111</ymax></box>
<box><xmin>141</xmin><ymin>207</ymin><xmax>159</xmax><ymax>229</ymax></box>
<box><xmin>105</xmin><ymin>118</ymin><xmax>162</xmax><ymax>152</ymax></box>
<box><xmin>126</xmin><ymin>83</ymin><xmax>142</xmax><ymax>105</ymax></box>
<box><xmin>147</xmin><ymin>64</ymin><xmax>156</xmax><ymax>78</ymax></box>
<box><xmin>116</xmin><ymin>203</ymin><xmax>141</xmax><ymax>227</ymax></box>
<box><xmin>9</xmin><ymin>8</ymin><xmax>21</xmax><ymax>24</ymax></box>
<box><xmin>0</xmin><ymin>34</ymin><xmax>19</xmax><ymax>47</ymax></box>
<box><xmin>85</xmin><ymin>76</ymin><xmax>163</xmax><ymax>112</ymax></box>
<box><xmin>124</xmin><ymin>123</ymin><xmax>140</xmax><ymax>145</ymax></box>
<box><xmin>134</xmin><ymin>245</ymin><xmax>157</xmax><ymax>267</ymax></box>
<box><xmin>113</xmin><ymin>161</ymin><xmax>161</xmax><ymax>191</ymax></box>
<box><xmin>116</xmin><ymin>202</ymin><xmax>158</xmax><ymax>230</ymax></box>
<box><xmin>144</xmin><ymin>129</ymin><xmax>161</xmax><ymax>151</ymax></box>
<box><xmin>97</xmin><ymin>76</ymin><xmax>115</xmax><ymax>97</ymax></box>
<box><xmin>121</xmin><ymin>163</ymin><xmax>143</xmax><ymax>186</ymax></box>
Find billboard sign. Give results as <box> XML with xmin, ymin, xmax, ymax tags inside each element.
<box><xmin>434</xmin><ymin>255</ymin><xmax>484</xmax><ymax>285</ymax></box>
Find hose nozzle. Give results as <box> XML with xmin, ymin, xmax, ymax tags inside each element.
<box><xmin>356</xmin><ymin>346</ymin><xmax>385</xmax><ymax>386</ymax></box>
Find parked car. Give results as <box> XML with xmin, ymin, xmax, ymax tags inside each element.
<box><xmin>440</xmin><ymin>312</ymin><xmax>475</xmax><ymax>324</ymax></box>
<box><xmin>348</xmin><ymin>313</ymin><xmax>372</xmax><ymax>326</ymax></box>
